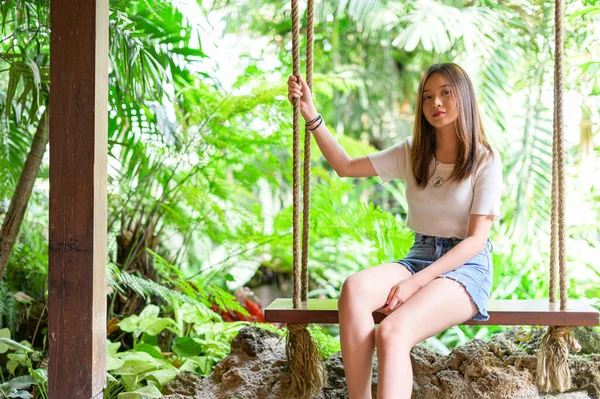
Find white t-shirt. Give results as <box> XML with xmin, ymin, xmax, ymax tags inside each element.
<box><xmin>366</xmin><ymin>137</ymin><xmax>502</xmax><ymax>239</ymax></box>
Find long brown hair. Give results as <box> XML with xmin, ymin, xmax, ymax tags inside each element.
<box><xmin>411</xmin><ymin>63</ymin><xmax>493</xmax><ymax>188</ymax></box>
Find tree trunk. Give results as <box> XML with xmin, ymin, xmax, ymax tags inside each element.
<box><xmin>0</xmin><ymin>109</ymin><xmax>49</xmax><ymax>280</ymax></box>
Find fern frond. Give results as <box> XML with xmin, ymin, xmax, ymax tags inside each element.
<box><xmin>148</xmin><ymin>250</ymin><xmax>210</xmax><ymax>305</ymax></box>
<box><xmin>107</xmin><ymin>263</ymin><xmax>193</xmax><ymax>305</ymax></box>
<box><xmin>0</xmin><ymin>282</ymin><xmax>19</xmax><ymax>335</ymax></box>
<box><xmin>148</xmin><ymin>250</ymin><xmax>249</xmax><ymax>317</ymax></box>
<box><xmin>207</xmin><ymin>285</ymin><xmax>249</xmax><ymax>316</ymax></box>
<box><xmin>106</xmin><ymin>263</ymin><xmax>222</xmax><ymax>320</ymax></box>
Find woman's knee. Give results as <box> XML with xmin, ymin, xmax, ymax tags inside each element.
<box><xmin>342</xmin><ymin>270</ymin><xmax>372</xmax><ymax>293</ymax></box>
<box><xmin>339</xmin><ymin>264</ymin><xmax>410</xmax><ymax>312</ymax></box>
<box><xmin>339</xmin><ymin>274</ymin><xmax>366</xmax><ymax>307</ymax></box>
<box><xmin>375</xmin><ymin>319</ymin><xmax>413</xmax><ymax>350</ymax></box>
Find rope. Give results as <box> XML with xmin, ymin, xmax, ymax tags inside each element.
<box><xmin>301</xmin><ymin>0</ymin><xmax>315</xmax><ymax>302</ymax></box>
<box><xmin>550</xmin><ymin>101</ymin><xmax>557</xmax><ymax>303</ymax></box>
<box><xmin>550</xmin><ymin>0</ymin><xmax>567</xmax><ymax>310</ymax></box>
<box><xmin>556</xmin><ymin>0</ymin><xmax>568</xmax><ymax>311</ymax></box>
<box><xmin>536</xmin><ymin>325</ymin><xmax>581</xmax><ymax>392</ymax></box>
<box><xmin>287</xmin><ymin>6</ymin><xmax>326</xmax><ymax>397</ymax></box>
<box><xmin>536</xmin><ymin>0</ymin><xmax>578</xmax><ymax>393</ymax></box>
<box><xmin>291</xmin><ymin>0</ymin><xmax>301</xmax><ymax>309</ymax></box>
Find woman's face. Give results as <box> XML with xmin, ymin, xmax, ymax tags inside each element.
<box><xmin>421</xmin><ymin>72</ymin><xmax>458</xmax><ymax>129</ymax></box>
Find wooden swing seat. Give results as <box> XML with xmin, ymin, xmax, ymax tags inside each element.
<box><xmin>265</xmin><ymin>298</ymin><xmax>599</xmax><ymax>326</ymax></box>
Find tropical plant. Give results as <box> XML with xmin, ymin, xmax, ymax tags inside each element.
<box><xmin>107</xmin><ymin>303</ymin><xmax>256</xmax><ymax>395</ymax></box>
<box><xmin>0</xmin><ymin>0</ymin><xmax>50</xmax><ymax>281</ymax></box>
<box><xmin>0</xmin><ymin>283</ymin><xmax>18</xmax><ymax>335</ymax></box>
<box><xmin>0</xmin><ymin>328</ymin><xmax>46</xmax><ymax>399</ymax></box>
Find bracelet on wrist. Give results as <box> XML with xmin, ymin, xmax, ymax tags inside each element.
<box><xmin>308</xmin><ymin>118</ymin><xmax>323</xmax><ymax>131</ymax></box>
<box><xmin>305</xmin><ymin>114</ymin><xmax>321</xmax><ymax>127</ymax></box>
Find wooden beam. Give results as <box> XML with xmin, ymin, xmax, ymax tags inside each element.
<box><xmin>49</xmin><ymin>0</ymin><xmax>108</xmax><ymax>397</ymax></box>
<box><xmin>265</xmin><ymin>298</ymin><xmax>599</xmax><ymax>326</ymax></box>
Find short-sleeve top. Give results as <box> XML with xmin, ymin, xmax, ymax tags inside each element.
<box><xmin>366</xmin><ymin>137</ymin><xmax>502</xmax><ymax>239</ymax></box>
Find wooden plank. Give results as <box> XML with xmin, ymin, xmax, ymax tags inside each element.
<box><xmin>48</xmin><ymin>0</ymin><xmax>108</xmax><ymax>397</ymax></box>
<box><xmin>265</xmin><ymin>298</ymin><xmax>599</xmax><ymax>326</ymax></box>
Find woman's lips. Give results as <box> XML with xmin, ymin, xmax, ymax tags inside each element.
<box><xmin>433</xmin><ymin>111</ymin><xmax>445</xmax><ymax>118</ymax></box>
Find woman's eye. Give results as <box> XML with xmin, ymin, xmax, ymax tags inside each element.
<box><xmin>424</xmin><ymin>96</ymin><xmax>431</xmax><ymax>100</ymax></box>
<box><xmin>443</xmin><ymin>91</ymin><xmax>450</xmax><ymax>95</ymax></box>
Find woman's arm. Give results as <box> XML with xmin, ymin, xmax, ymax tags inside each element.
<box><xmin>289</xmin><ymin>75</ymin><xmax>377</xmax><ymax>178</ymax></box>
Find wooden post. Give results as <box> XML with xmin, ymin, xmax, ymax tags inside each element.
<box><xmin>48</xmin><ymin>0</ymin><xmax>108</xmax><ymax>397</ymax></box>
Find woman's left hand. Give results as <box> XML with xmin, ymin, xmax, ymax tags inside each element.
<box><xmin>377</xmin><ymin>278</ymin><xmax>421</xmax><ymax>315</ymax></box>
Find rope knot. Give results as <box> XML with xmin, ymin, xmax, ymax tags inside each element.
<box><xmin>287</xmin><ymin>323</ymin><xmax>309</xmax><ymax>333</ymax></box>
<box><xmin>549</xmin><ymin>326</ymin><xmax>582</xmax><ymax>352</ymax></box>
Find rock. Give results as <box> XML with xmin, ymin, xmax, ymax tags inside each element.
<box><xmin>230</xmin><ymin>324</ymin><xmax>279</xmax><ymax>357</ymax></box>
<box><xmin>510</xmin><ymin>327</ymin><xmax>600</xmax><ymax>356</ymax></box>
<box><xmin>162</xmin><ymin>373</ymin><xmax>203</xmax><ymax>397</ymax></box>
<box><xmin>163</xmin><ymin>325</ymin><xmax>600</xmax><ymax>399</ymax></box>
<box><xmin>164</xmin><ymin>326</ymin><xmax>292</xmax><ymax>399</ymax></box>
<box><xmin>574</xmin><ymin>327</ymin><xmax>600</xmax><ymax>355</ymax></box>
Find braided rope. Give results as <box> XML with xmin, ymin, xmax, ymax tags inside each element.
<box><xmin>301</xmin><ymin>0</ymin><xmax>315</xmax><ymax>302</ymax></box>
<box><xmin>556</xmin><ymin>0</ymin><xmax>568</xmax><ymax>311</ymax></box>
<box><xmin>551</xmin><ymin>0</ymin><xmax>567</xmax><ymax>310</ymax></box>
<box><xmin>291</xmin><ymin>0</ymin><xmax>302</xmax><ymax>309</ymax></box>
<box><xmin>286</xmin><ymin>4</ymin><xmax>327</xmax><ymax>396</ymax></box>
<box><xmin>550</xmin><ymin>105</ymin><xmax>558</xmax><ymax>303</ymax></box>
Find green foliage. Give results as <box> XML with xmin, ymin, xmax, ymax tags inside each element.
<box><xmin>149</xmin><ymin>250</ymin><xmax>250</xmax><ymax>318</ymax></box>
<box><xmin>0</xmin><ymin>375</ymin><xmax>37</xmax><ymax>399</ymax></box>
<box><xmin>0</xmin><ymin>329</ymin><xmax>46</xmax><ymax>399</ymax></box>
<box><xmin>109</xmin><ymin>303</ymin><xmax>249</xmax><ymax>394</ymax></box>
<box><xmin>4</xmin><ymin>211</ymin><xmax>48</xmax><ymax>298</ymax></box>
<box><xmin>210</xmin><ymin>0</ymin><xmax>600</xmax><ymax>352</ymax></box>
<box><xmin>0</xmin><ymin>0</ymin><xmax>50</xmax><ymax>197</ymax></box>
<box><xmin>0</xmin><ymin>283</ymin><xmax>18</xmax><ymax>336</ymax></box>
<box><xmin>108</xmin><ymin>263</ymin><xmax>211</xmax><ymax>309</ymax></box>
<box><xmin>116</xmin><ymin>385</ymin><xmax>162</xmax><ymax>399</ymax></box>
<box><xmin>0</xmin><ymin>329</ymin><xmax>32</xmax><ymax>356</ymax></box>
<box><xmin>107</xmin><ymin>339</ymin><xmax>178</xmax><ymax>393</ymax></box>
<box><xmin>117</xmin><ymin>305</ymin><xmax>177</xmax><ymax>343</ymax></box>
<box><xmin>103</xmin><ymin>377</ymin><xmax>126</xmax><ymax>399</ymax></box>
<box><xmin>266</xmin><ymin>180</ymin><xmax>414</xmax><ymax>299</ymax></box>
<box><xmin>308</xmin><ymin>325</ymin><xmax>341</xmax><ymax>360</ymax></box>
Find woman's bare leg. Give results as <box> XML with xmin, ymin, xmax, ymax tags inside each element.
<box><xmin>339</xmin><ymin>263</ymin><xmax>412</xmax><ymax>399</ymax></box>
<box><xmin>375</xmin><ymin>277</ymin><xmax>478</xmax><ymax>399</ymax></box>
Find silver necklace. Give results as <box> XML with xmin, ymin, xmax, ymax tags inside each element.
<box><xmin>432</xmin><ymin>158</ymin><xmax>444</xmax><ymax>188</ymax></box>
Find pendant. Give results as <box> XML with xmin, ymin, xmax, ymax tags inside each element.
<box><xmin>432</xmin><ymin>176</ymin><xmax>444</xmax><ymax>188</ymax></box>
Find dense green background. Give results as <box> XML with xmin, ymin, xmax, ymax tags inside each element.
<box><xmin>1</xmin><ymin>0</ymin><xmax>598</xmax><ymax>397</ymax></box>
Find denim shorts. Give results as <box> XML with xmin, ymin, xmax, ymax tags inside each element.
<box><xmin>395</xmin><ymin>232</ymin><xmax>494</xmax><ymax>321</ymax></box>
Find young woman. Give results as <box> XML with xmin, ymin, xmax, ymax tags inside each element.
<box><xmin>287</xmin><ymin>62</ymin><xmax>502</xmax><ymax>399</ymax></box>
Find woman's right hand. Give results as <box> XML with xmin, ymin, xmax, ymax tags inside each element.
<box><xmin>287</xmin><ymin>75</ymin><xmax>315</xmax><ymax>114</ymax></box>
